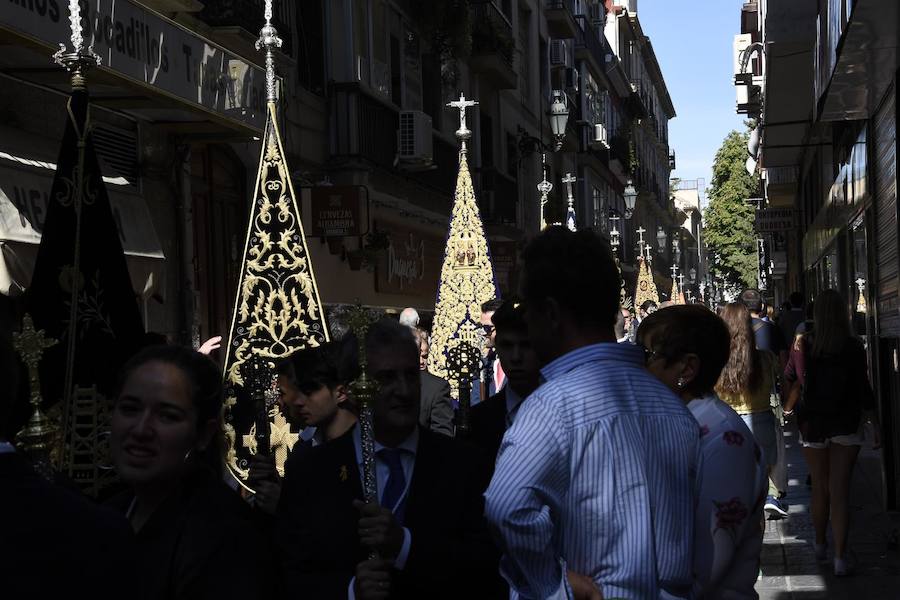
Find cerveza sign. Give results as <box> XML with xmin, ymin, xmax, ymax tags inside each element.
<box><xmin>2</xmin><ymin>0</ymin><xmax>267</xmax><ymax>131</ymax></box>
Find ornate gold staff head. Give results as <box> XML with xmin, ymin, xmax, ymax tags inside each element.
<box><xmin>13</xmin><ymin>314</ymin><xmax>59</xmax><ymax>479</ymax></box>
<box><xmin>346</xmin><ymin>304</ymin><xmax>379</xmax><ymax>506</ymax></box>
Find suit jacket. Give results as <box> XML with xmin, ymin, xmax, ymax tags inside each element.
<box><xmin>277</xmin><ymin>426</ymin><xmax>503</xmax><ymax>599</ymax></box>
<box><xmin>469</xmin><ymin>388</ymin><xmax>508</xmax><ymax>468</ymax></box>
<box><xmin>0</xmin><ymin>452</ymin><xmax>135</xmax><ymax>599</ymax></box>
<box><xmin>107</xmin><ymin>465</ymin><xmax>275</xmax><ymax>600</ymax></box>
<box><xmin>420</xmin><ymin>371</ymin><xmax>454</xmax><ymax>437</ymax></box>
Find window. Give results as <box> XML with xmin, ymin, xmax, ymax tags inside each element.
<box><xmin>297</xmin><ymin>1</ymin><xmax>326</xmax><ymax>94</ymax></box>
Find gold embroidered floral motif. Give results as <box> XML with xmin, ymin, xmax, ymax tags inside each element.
<box><xmin>223</xmin><ymin>103</ymin><xmax>329</xmax><ymax>486</ymax></box>
<box><xmin>427</xmin><ymin>151</ymin><xmax>498</xmax><ymax>399</ymax></box>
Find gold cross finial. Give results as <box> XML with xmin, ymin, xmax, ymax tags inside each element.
<box><xmin>12</xmin><ymin>314</ymin><xmax>59</xmax><ymax>476</ymax></box>
<box><xmin>13</xmin><ymin>314</ymin><xmax>58</xmax><ymax>370</ymax></box>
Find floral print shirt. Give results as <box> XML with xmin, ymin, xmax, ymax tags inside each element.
<box><xmin>688</xmin><ymin>394</ymin><xmax>768</xmax><ymax>599</ymax></box>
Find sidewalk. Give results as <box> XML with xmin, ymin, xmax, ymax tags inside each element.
<box><xmin>756</xmin><ymin>425</ymin><xmax>900</xmax><ymax>599</ymax></box>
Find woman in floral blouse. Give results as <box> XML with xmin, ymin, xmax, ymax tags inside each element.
<box><xmin>639</xmin><ymin>305</ymin><xmax>768</xmax><ymax>599</ymax></box>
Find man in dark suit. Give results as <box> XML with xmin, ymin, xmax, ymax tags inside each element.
<box><xmin>0</xmin><ymin>330</ymin><xmax>134</xmax><ymax>599</ymax></box>
<box><xmin>411</xmin><ymin>327</ymin><xmax>454</xmax><ymax>437</ymax></box>
<box><xmin>419</xmin><ymin>370</ymin><xmax>454</xmax><ymax>437</ymax></box>
<box><xmin>470</xmin><ymin>300</ymin><xmax>541</xmax><ymax>466</ymax></box>
<box><xmin>278</xmin><ymin>319</ymin><xmax>501</xmax><ymax>599</ymax></box>
<box><xmin>470</xmin><ymin>299</ymin><xmax>505</xmax><ymax>406</ymax></box>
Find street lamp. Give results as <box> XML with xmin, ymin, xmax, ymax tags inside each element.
<box><xmin>549</xmin><ymin>90</ymin><xmax>569</xmax><ymax>151</ymax></box>
<box><xmin>689</xmin><ymin>267</ymin><xmax>697</xmax><ymax>283</ymax></box>
<box><xmin>656</xmin><ymin>227</ymin><xmax>666</xmax><ymax>251</ymax></box>
<box><xmin>623</xmin><ymin>180</ymin><xmax>637</xmax><ymax>219</ymax></box>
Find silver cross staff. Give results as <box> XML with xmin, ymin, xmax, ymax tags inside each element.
<box><xmin>562</xmin><ymin>173</ymin><xmax>577</xmax><ymax>232</ymax></box>
<box><xmin>670</xmin><ymin>264</ymin><xmax>679</xmax><ymax>280</ymax></box>
<box><xmin>636</xmin><ymin>226</ymin><xmax>646</xmax><ymax>247</ymax></box>
<box><xmin>447</xmin><ymin>93</ymin><xmax>479</xmax><ymax>152</ymax></box>
<box><xmin>537</xmin><ymin>154</ymin><xmax>553</xmax><ymax>231</ymax></box>
<box><xmin>256</xmin><ymin>0</ymin><xmax>283</xmax><ymax>104</ymax></box>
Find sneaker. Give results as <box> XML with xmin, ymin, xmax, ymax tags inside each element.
<box><xmin>814</xmin><ymin>543</ymin><xmax>828</xmax><ymax>562</ymax></box>
<box><xmin>765</xmin><ymin>495</ymin><xmax>789</xmax><ymax>519</ymax></box>
<box><xmin>834</xmin><ymin>555</ymin><xmax>856</xmax><ymax>577</ymax></box>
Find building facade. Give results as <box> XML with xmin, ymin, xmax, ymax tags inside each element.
<box><xmin>0</xmin><ymin>0</ymin><xmax>681</xmax><ymax>342</ymax></box>
<box><xmin>736</xmin><ymin>0</ymin><xmax>900</xmax><ymax>507</ymax></box>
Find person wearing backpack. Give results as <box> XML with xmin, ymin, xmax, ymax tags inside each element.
<box><xmin>783</xmin><ymin>289</ymin><xmax>881</xmax><ymax>576</ymax></box>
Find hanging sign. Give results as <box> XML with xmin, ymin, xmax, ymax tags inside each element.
<box><xmin>310</xmin><ymin>186</ymin><xmax>366</xmax><ymax>237</ymax></box>
<box><xmin>755</xmin><ymin>207</ymin><xmax>797</xmax><ymax>232</ymax></box>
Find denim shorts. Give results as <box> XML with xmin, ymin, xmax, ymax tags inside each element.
<box><xmin>800</xmin><ymin>424</ymin><xmax>864</xmax><ymax>449</ymax></box>
<box><xmin>740</xmin><ymin>410</ymin><xmax>778</xmax><ymax>467</ymax></box>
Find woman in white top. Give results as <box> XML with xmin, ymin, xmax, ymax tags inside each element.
<box><xmin>639</xmin><ymin>305</ymin><xmax>768</xmax><ymax>599</ymax></box>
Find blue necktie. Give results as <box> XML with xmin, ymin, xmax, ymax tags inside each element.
<box><xmin>379</xmin><ymin>447</ymin><xmax>406</xmax><ymax>514</ymax></box>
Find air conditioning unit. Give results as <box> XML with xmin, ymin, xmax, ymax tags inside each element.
<box><xmin>565</xmin><ymin>67</ymin><xmax>579</xmax><ymax>92</ymax></box>
<box><xmin>397</xmin><ymin>110</ymin><xmax>434</xmax><ymax>167</ymax></box>
<box><xmin>549</xmin><ymin>39</ymin><xmax>571</xmax><ymax>69</ymax></box>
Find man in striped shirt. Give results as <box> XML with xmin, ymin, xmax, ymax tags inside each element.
<box><xmin>484</xmin><ymin>227</ymin><xmax>701</xmax><ymax>600</ymax></box>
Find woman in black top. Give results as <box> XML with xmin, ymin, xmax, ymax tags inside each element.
<box><xmin>109</xmin><ymin>345</ymin><xmax>273</xmax><ymax>599</ymax></box>
<box><xmin>784</xmin><ymin>290</ymin><xmax>880</xmax><ymax>576</ymax></box>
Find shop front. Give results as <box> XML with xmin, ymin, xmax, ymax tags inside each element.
<box><xmin>0</xmin><ymin>0</ymin><xmax>268</xmax><ymax>342</ymax></box>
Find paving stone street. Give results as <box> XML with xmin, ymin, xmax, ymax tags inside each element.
<box><xmin>757</xmin><ymin>426</ymin><xmax>900</xmax><ymax>599</ymax></box>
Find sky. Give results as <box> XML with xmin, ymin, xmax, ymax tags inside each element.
<box><xmin>637</xmin><ymin>0</ymin><xmax>746</xmax><ymax>204</ymax></box>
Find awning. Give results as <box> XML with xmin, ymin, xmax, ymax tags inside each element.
<box><xmin>0</xmin><ymin>153</ymin><xmax>165</xmax><ymax>299</ymax></box>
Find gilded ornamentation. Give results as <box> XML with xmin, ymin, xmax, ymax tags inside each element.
<box><xmin>223</xmin><ymin>101</ymin><xmax>329</xmax><ymax>486</ymax></box>
<box><xmin>427</xmin><ymin>139</ymin><xmax>498</xmax><ymax>398</ymax></box>
<box><xmin>635</xmin><ymin>257</ymin><xmax>660</xmax><ymax>308</ymax></box>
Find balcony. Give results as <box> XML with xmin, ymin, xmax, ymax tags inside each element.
<box><xmin>469</xmin><ymin>1</ymin><xmax>518</xmax><ymax>89</ymax></box>
<box><xmin>573</xmin><ymin>15</ymin><xmax>606</xmax><ymax>80</ymax></box>
<box><xmin>330</xmin><ymin>86</ymin><xmax>456</xmax><ymax>199</ymax></box>
<box><xmin>199</xmin><ymin>0</ymin><xmax>293</xmax><ymax>55</ymax></box>
<box><xmin>545</xmin><ymin>0</ymin><xmax>581</xmax><ymax>40</ymax></box>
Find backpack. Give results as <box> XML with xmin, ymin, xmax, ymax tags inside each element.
<box><xmin>801</xmin><ymin>338</ymin><xmax>853</xmax><ymax>416</ymax></box>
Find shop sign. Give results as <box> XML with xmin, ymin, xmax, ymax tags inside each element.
<box><xmin>374</xmin><ymin>221</ymin><xmax>442</xmax><ymax>297</ymax></box>
<box><xmin>755</xmin><ymin>208</ymin><xmax>797</xmax><ymax>232</ymax></box>
<box><xmin>310</xmin><ymin>186</ymin><xmax>366</xmax><ymax>237</ymax></box>
<box><xmin>489</xmin><ymin>241</ymin><xmax>518</xmax><ymax>297</ymax></box>
<box><xmin>0</xmin><ymin>163</ymin><xmax>161</xmax><ymax>257</ymax></box>
<box><xmin>1</xmin><ymin>0</ymin><xmax>267</xmax><ymax>131</ymax></box>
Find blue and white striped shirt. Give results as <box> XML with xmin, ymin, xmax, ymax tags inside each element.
<box><xmin>484</xmin><ymin>343</ymin><xmax>701</xmax><ymax>600</ymax></box>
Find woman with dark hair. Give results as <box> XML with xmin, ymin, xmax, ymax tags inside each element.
<box><xmin>716</xmin><ymin>302</ymin><xmax>785</xmax><ymax>518</ymax></box>
<box><xmin>109</xmin><ymin>345</ymin><xmax>273</xmax><ymax>600</ymax></box>
<box><xmin>784</xmin><ymin>289</ymin><xmax>880</xmax><ymax>575</ymax></box>
<box><xmin>639</xmin><ymin>305</ymin><xmax>767</xmax><ymax>599</ymax></box>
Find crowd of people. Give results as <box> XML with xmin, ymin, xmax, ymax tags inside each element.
<box><xmin>1</xmin><ymin>226</ymin><xmax>880</xmax><ymax>599</ymax></box>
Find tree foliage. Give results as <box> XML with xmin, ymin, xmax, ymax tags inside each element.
<box><xmin>704</xmin><ymin>130</ymin><xmax>758</xmax><ymax>289</ymax></box>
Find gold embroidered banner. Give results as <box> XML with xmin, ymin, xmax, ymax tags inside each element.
<box><xmin>222</xmin><ymin>101</ymin><xmax>329</xmax><ymax>485</ymax></box>
<box><xmin>427</xmin><ymin>150</ymin><xmax>498</xmax><ymax>398</ymax></box>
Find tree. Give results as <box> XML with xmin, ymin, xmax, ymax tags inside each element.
<box><xmin>704</xmin><ymin>130</ymin><xmax>758</xmax><ymax>289</ymax></box>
